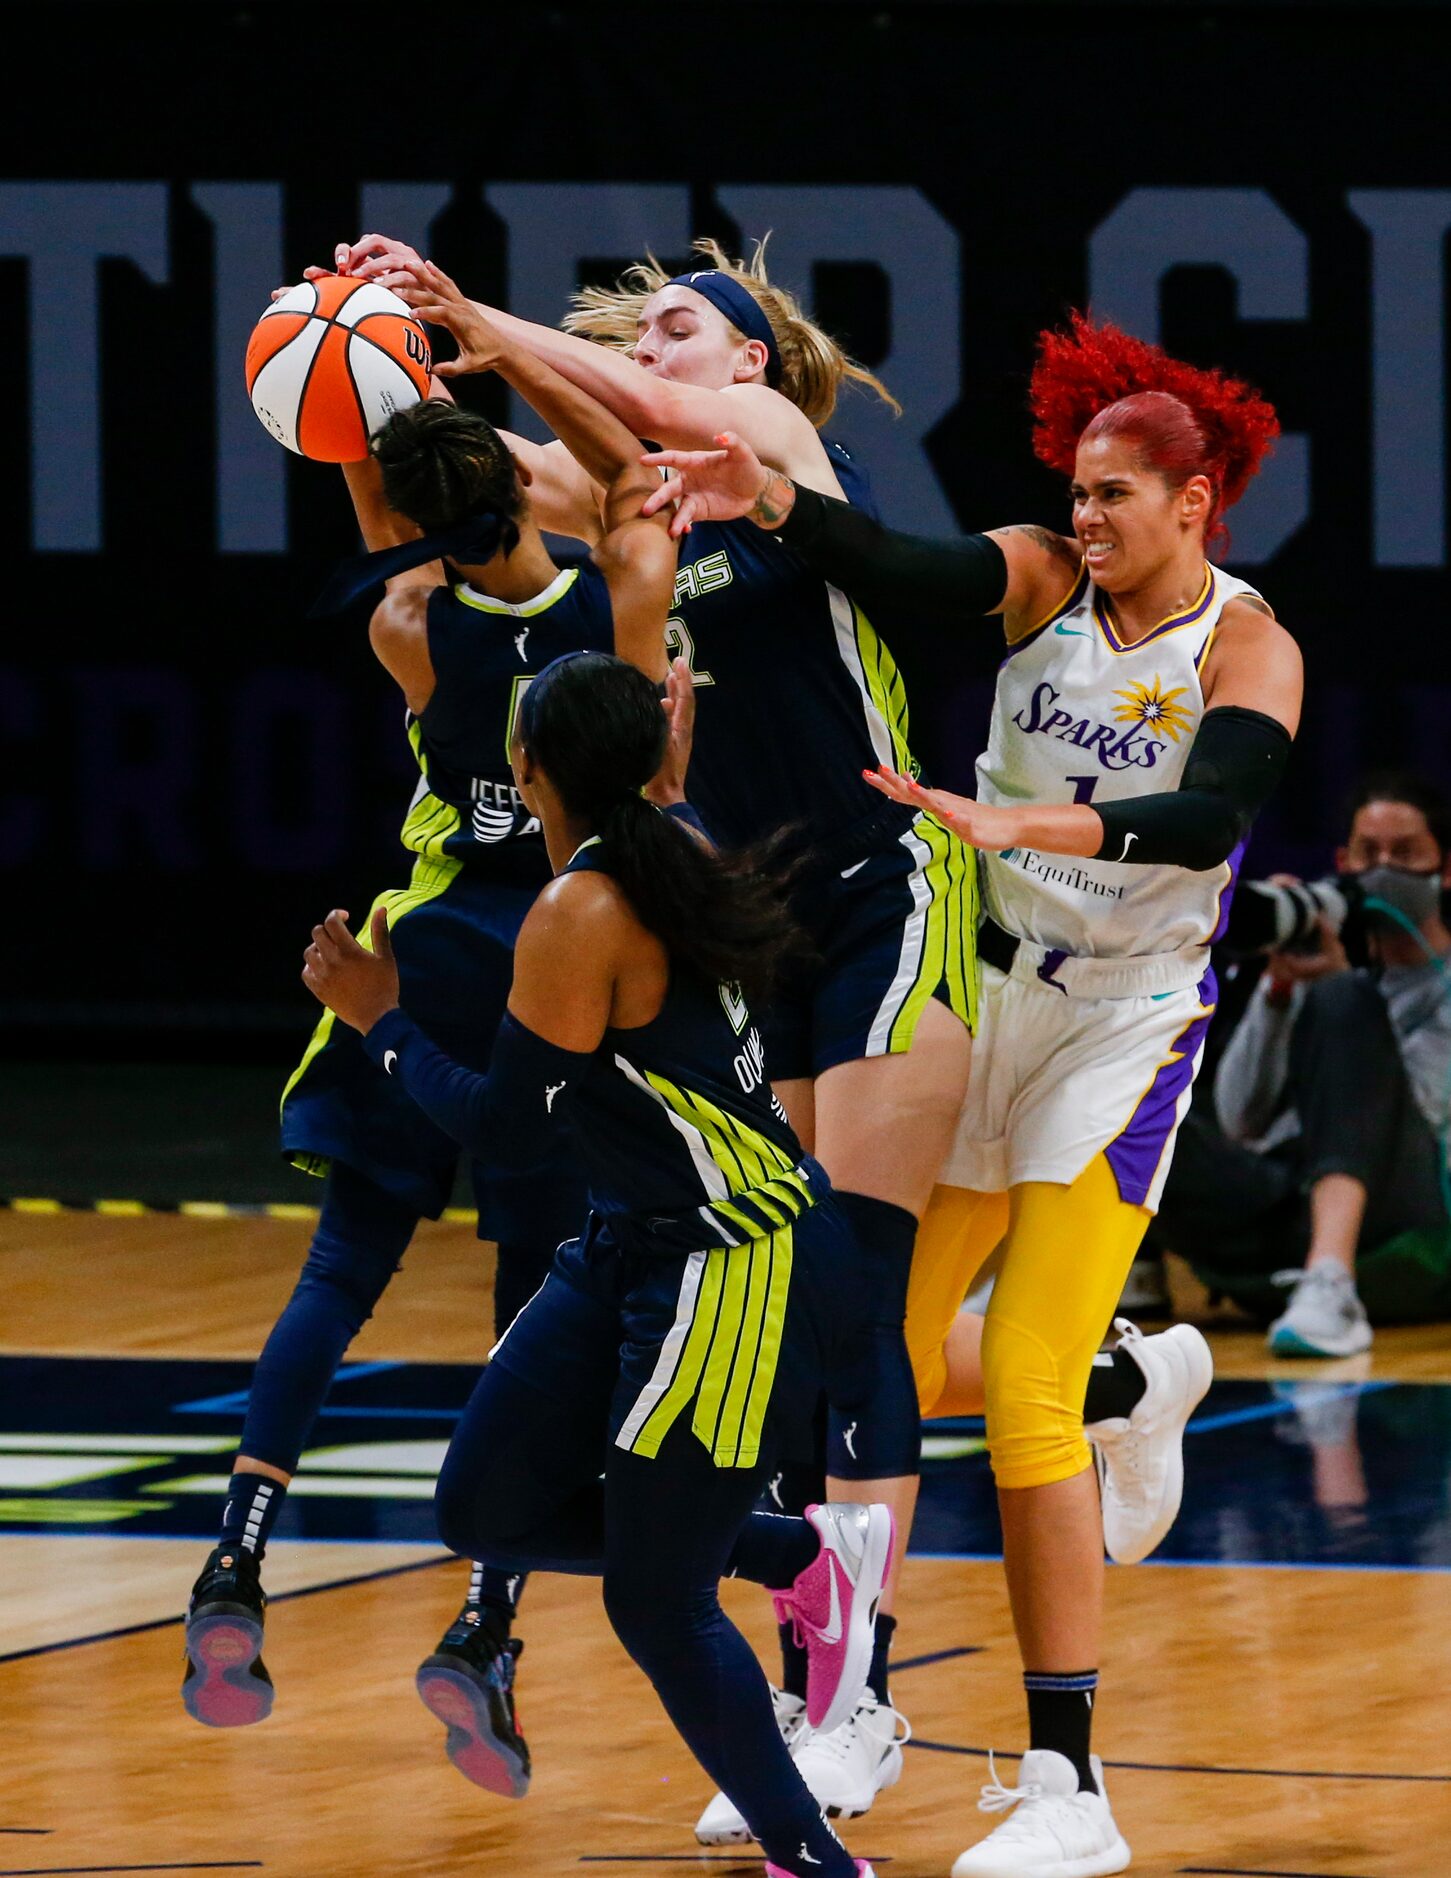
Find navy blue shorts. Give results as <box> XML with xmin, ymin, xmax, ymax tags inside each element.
<box><xmin>489</xmin><ymin>1194</ymin><xmax>859</xmax><ymax>1472</ymax></box>
<box><xmin>280</xmin><ymin>859</ymin><xmax>587</xmax><ymax>1245</ymax></box>
<box><xmin>762</xmin><ymin>809</ymin><xmax>979</xmax><ymax>1083</ymax></box>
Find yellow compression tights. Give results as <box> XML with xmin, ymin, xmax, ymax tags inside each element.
<box><xmin>905</xmin><ymin>1154</ymin><xmax>1152</xmax><ymax>1491</ymax></box>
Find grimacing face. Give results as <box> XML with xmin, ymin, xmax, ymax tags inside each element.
<box><xmin>632</xmin><ymin>286</ymin><xmax>768</xmax><ymax>391</ymax></box>
<box><xmin>1070</xmin><ymin>434</ymin><xmax>1212</xmax><ymax>594</ymax></box>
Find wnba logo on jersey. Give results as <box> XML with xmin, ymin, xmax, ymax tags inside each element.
<box><xmin>1012</xmin><ymin>678</ymin><xmax>1190</xmax><ymax>772</ymax></box>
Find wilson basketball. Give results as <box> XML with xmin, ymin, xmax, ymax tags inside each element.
<box><xmin>246</xmin><ymin>275</ymin><xmax>433</xmax><ymax>462</ymax></box>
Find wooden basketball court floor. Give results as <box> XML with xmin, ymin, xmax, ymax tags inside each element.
<box><xmin>3</xmin><ymin>1209</ymin><xmax>1450</xmax><ymax>1878</ymax></box>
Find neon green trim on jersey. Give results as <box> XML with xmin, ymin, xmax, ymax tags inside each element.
<box><xmin>280</xmin><ymin>849</ymin><xmax>464</xmax><ymax>1168</ymax></box>
<box><xmin>453</xmin><ymin>566</ymin><xmax>580</xmax><ymax>618</ymax></box>
<box><xmin>855</xmin><ymin>603</ymin><xmax>917</xmax><ymax>778</ymax></box>
<box><xmin>883</xmin><ymin>816</ymin><xmax>981</xmax><ymax>1054</ymax></box>
<box><xmin>399</xmin><ymin>720</ymin><xmax>465</xmax><ymax>863</ymax></box>
<box><xmin>626</xmin><ymin>1226</ymin><xmax>796</xmax><ymax>1469</ymax></box>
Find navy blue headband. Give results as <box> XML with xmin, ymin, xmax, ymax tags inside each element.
<box><xmin>516</xmin><ymin>650</ymin><xmax>592</xmax><ymax>742</ymax></box>
<box><xmin>666</xmin><ymin>270</ymin><xmax>782</xmax><ymax>388</ymax></box>
<box><xmin>308</xmin><ymin>508</ymin><xmax>510</xmax><ymax>618</ymax></box>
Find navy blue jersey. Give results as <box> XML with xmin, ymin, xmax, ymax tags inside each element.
<box><xmin>400</xmin><ymin>563</ymin><xmax>615</xmax><ymax>886</ymax></box>
<box><xmin>560</xmin><ymin>840</ymin><xmax>825</xmax><ymax>1256</ymax></box>
<box><xmin>665</xmin><ymin>438</ymin><xmax>918</xmax><ymax>850</ymax></box>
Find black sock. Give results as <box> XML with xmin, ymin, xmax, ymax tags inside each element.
<box><xmin>778</xmin><ymin>1620</ymin><xmax>810</xmax><ymax>1701</ymax></box>
<box><xmin>1024</xmin><ymin>1670</ymin><xmax>1099</xmax><ymax>1793</ymax></box>
<box><xmin>1083</xmin><ymin>1346</ymin><xmax>1147</xmax><ymax>1424</ymax></box>
<box><xmin>867</xmin><ymin>1612</ymin><xmax>896</xmax><ymax>1705</ymax></box>
<box><xmin>469</xmin><ymin>1563</ymin><xmax>523</xmax><ymax>1646</ymax></box>
<box><xmin>472</xmin><ymin>1562</ymin><xmax>524</xmax><ymax>1616</ymax></box>
<box><xmin>218</xmin><ymin>1471</ymin><xmax>285</xmax><ymax>1560</ymax></box>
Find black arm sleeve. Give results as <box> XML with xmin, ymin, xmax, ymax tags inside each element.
<box><xmin>361</xmin><ymin>1006</ymin><xmax>589</xmax><ymax>1172</ymax></box>
<box><xmin>1091</xmin><ymin>706</ymin><xmax>1292</xmax><ymax>872</ymax></box>
<box><xmin>774</xmin><ymin>481</ymin><xmax>1008</xmax><ymax>623</ymax></box>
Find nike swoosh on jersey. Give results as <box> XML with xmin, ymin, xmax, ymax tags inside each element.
<box><xmin>1054</xmin><ymin>622</ymin><xmax>1089</xmax><ymax>637</ymax></box>
<box><xmin>383</xmin><ymin>1050</ymin><xmax>398</xmax><ymax>1075</ymax></box>
<box><xmin>818</xmin><ymin>1554</ymin><xmax>845</xmax><ymax>1644</ymax></box>
<box><xmin>840</xmin><ymin>858</ymin><xmax>870</xmax><ymax>879</ymax></box>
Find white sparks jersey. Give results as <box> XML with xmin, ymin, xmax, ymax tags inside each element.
<box><xmin>978</xmin><ymin>559</ymin><xmax>1263</xmax><ymax>963</ymax></box>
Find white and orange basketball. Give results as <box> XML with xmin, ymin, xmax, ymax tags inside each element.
<box><xmin>246</xmin><ymin>276</ymin><xmax>432</xmax><ymax>462</ymax></box>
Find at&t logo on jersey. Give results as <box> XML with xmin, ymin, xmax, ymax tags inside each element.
<box><xmin>1012</xmin><ymin>673</ymin><xmax>1195</xmax><ymax>772</ymax></box>
<box><xmin>469</xmin><ymin>777</ymin><xmax>539</xmax><ymax>844</ymax></box>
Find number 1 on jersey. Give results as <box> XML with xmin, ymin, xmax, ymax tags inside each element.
<box><xmin>1066</xmin><ymin>774</ymin><xmax>1099</xmax><ymax>805</ymax></box>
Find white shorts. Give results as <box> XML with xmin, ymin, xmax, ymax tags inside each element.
<box><xmin>939</xmin><ymin>962</ymin><xmax>1218</xmax><ymax>1212</ymax></box>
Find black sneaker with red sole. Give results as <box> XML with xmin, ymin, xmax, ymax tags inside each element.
<box><xmin>181</xmin><ymin>1545</ymin><xmax>274</xmax><ymax>1728</ymax></box>
<box><xmin>416</xmin><ymin>1606</ymin><xmax>530</xmax><ymax>1797</ymax></box>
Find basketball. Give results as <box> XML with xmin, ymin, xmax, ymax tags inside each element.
<box><xmin>246</xmin><ymin>275</ymin><xmax>433</xmax><ymax>462</ymax></box>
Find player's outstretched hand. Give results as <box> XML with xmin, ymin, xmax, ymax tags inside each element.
<box><xmin>269</xmin><ymin>234</ymin><xmax>428</xmax><ymax>303</ymax></box>
<box><xmin>645</xmin><ymin>656</ymin><xmax>696</xmax><ymax>808</ymax></box>
<box><xmin>402</xmin><ymin>262</ymin><xmax>509</xmax><ymax>377</ymax></box>
<box><xmin>302</xmin><ymin>907</ymin><xmax>402</xmax><ymax>1035</ymax></box>
<box><xmin>863</xmin><ymin>765</ymin><xmax>1025</xmax><ymax>851</ymax></box>
<box><xmin>640</xmin><ymin>432</ymin><xmax>778</xmax><ymax>538</ymax></box>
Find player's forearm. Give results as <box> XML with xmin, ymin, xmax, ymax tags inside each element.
<box><xmin>362</xmin><ymin>1007</ymin><xmax>587</xmax><ymax>1174</ymax></box>
<box><xmin>493</xmin><ymin>341</ymin><xmax>643</xmax><ymax>488</ymax></box>
<box><xmin>476</xmin><ymin>302</ymin><xmax>672</xmax><ymax>435</ymax></box>
<box><xmin>769</xmin><ymin>477</ymin><xmax>1009</xmax><ymax>622</ymax></box>
<box><xmin>340</xmin><ymin>457</ymin><xmax>421</xmax><ymax>555</ymax></box>
<box><xmin>999</xmin><ymin>802</ymin><xmax>1105</xmax><ymax>858</ymax></box>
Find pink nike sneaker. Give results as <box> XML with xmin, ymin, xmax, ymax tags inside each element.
<box><xmin>764</xmin><ymin>1861</ymin><xmax>875</xmax><ymax>1876</ymax></box>
<box><xmin>771</xmin><ymin>1502</ymin><xmax>893</xmax><ymax>1734</ymax></box>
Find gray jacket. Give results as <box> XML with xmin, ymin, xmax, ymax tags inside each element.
<box><xmin>1215</xmin><ymin>959</ymin><xmax>1451</xmax><ymax>1153</ymax></box>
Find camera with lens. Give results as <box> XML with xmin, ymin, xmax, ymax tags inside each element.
<box><xmin>1223</xmin><ymin>867</ymin><xmax>1445</xmax><ymax>967</ymax></box>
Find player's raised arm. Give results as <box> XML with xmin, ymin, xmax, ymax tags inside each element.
<box><xmin>337</xmin><ymin>454</ymin><xmax>439</xmax><ymax>714</ymax></box>
<box><xmin>408</xmin><ymin>263</ymin><xmax>676</xmax><ymax>684</ymax></box>
<box><xmin>318</xmin><ymin>234</ymin><xmax>845</xmax><ymax>494</ymax></box>
<box><xmin>412</xmin><ymin>263</ymin><xmax>645</xmax><ymax>490</ymax></box>
<box><xmin>640</xmin><ymin>431</ymin><xmax>1080</xmax><ymax>636</ymax></box>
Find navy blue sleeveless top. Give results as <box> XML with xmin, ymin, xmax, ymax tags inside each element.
<box><xmin>663</xmin><ymin>438</ymin><xmax>919</xmax><ymax>851</ymax></box>
<box><xmin>399</xmin><ymin>562</ymin><xmax>615</xmax><ymax>887</ymax></box>
<box><xmin>559</xmin><ymin>838</ymin><xmax>827</xmax><ymax>1255</ymax></box>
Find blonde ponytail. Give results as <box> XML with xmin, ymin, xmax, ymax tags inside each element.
<box><xmin>564</xmin><ymin>234</ymin><xmax>900</xmax><ymax>428</ymax></box>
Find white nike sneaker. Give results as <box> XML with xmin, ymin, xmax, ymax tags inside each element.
<box><xmin>792</xmin><ymin>1691</ymin><xmax>911</xmax><ymax>1819</ymax></box>
<box><xmin>951</xmin><ymin>1751</ymin><xmax>1130</xmax><ymax>1878</ymax></box>
<box><xmin>694</xmin><ymin>1686</ymin><xmax>809</xmax><ymax>1845</ymax></box>
<box><xmin>1086</xmin><ymin>1318</ymin><xmax>1212</xmax><ymax>1565</ymax></box>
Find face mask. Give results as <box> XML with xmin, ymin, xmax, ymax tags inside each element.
<box><xmin>1349</xmin><ymin>864</ymin><xmax>1444</xmax><ymax>931</ymax></box>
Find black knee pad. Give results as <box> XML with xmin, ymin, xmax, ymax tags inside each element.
<box><xmin>827</xmin><ymin>1324</ymin><xmax>922</xmax><ymax>1479</ymax></box>
<box><xmin>824</xmin><ymin>1191</ymin><xmax>921</xmax><ymax>1480</ymax></box>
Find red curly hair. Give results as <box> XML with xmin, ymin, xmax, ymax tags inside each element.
<box><xmin>1029</xmin><ymin>312</ymin><xmax>1280</xmax><ymax>554</ymax></box>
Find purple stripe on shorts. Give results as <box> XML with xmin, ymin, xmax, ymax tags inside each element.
<box><xmin>1209</xmin><ymin>839</ymin><xmax>1247</xmax><ymax>945</ymax></box>
<box><xmin>1103</xmin><ymin>970</ymin><xmax>1217</xmax><ymax>1206</ymax></box>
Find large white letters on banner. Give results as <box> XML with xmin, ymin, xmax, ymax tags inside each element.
<box><xmin>1088</xmin><ymin>187</ymin><xmax>1310</xmax><ymax>566</ymax></box>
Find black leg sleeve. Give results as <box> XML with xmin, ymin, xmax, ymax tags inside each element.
<box><xmin>1289</xmin><ymin>973</ymin><xmax>1446</xmax><ymax>1242</ymax></box>
<box><xmin>1150</xmin><ymin>1107</ymin><xmax>1306</xmax><ymax>1277</ymax></box>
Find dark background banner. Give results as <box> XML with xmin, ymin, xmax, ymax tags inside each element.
<box><xmin>5</xmin><ymin>2</ymin><xmax>1449</xmax><ymax>1048</ymax></box>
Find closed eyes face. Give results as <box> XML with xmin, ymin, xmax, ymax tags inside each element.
<box><xmin>632</xmin><ymin>286</ymin><xmax>767</xmax><ymax>390</ymax></box>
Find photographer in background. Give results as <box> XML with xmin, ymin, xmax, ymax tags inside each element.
<box><xmin>1153</xmin><ymin>772</ymin><xmax>1451</xmax><ymax>1356</ymax></box>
